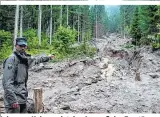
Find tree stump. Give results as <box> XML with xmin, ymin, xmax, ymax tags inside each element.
<box><xmin>135</xmin><ymin>70</ymin><xmax>141</xmax><ymax>81</ymax></box>
<box><xmin>33</xmin><ymin>88</ymin><xmax>43</xmax><ymax>113</ymax></box>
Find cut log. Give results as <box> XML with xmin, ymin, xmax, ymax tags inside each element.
<box><xmin>33</xmin><ymin>88</ymin><xmax>43</xmax><ymax>113</ymax></box>
<box><xmin>135</xmin><ymin>71</ymin><xmax>141</xmax><ymax>81</ymax></box>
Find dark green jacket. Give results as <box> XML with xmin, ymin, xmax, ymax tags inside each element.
<box><xmin>2</xmin><ymin>51</ymin><xmax>50</xmax><ymax>107</ymax></box>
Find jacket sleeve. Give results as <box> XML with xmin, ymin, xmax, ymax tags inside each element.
<box><xmin>28</xmin><ymin>55</ymin><xmax>51</xmax><ymax>68</ymax></box>
<box><xmin>2</xmin><ymin>56</ymin><xmax>18</xmax><ymax>105</ymax></box>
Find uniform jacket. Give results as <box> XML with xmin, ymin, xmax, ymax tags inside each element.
<box><xmin>2</xmin><ymin>50</ymin><xmax>50</xmax><ymax>107</ymax></box>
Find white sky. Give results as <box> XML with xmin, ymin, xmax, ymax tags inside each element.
<box><xmin>0</xmin><ymin>0</ymin><xmax>160</xmax><ymax>5</ymax></box>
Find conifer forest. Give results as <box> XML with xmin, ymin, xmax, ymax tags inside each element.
<box><xmin>0</xmin><ymin>5</ymin><xmax>160</xmax><ymax>113</ymax></box>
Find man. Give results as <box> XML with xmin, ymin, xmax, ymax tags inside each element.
<box><xmin>2</xmin><ymin>37</ymin><xmax>54</xmax><ymax>113</ymax></box>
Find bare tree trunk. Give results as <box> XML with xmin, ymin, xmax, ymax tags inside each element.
<box><xmin>95</xmin><ymin>6</ymin><xmax>98</xmax><ymax>38</ymax></box>
<box><xmin>123</xmin><ymin>8</ymin><xmax>126</xmax><ymax>39</ymax></box>
<box><xmin>79</xmin><ymin>21</ymin><xmax>81</xmax><ymax>42</ymax></box>
<box><xmin>95</xmin><ymin>5</ymin><xmax>98</xmax><ymax>54</ymax></box>
<box><xmin>83</xmin><ymin>20</ymin><xmax>86</xmax><ymax>42</ymax></box>
<box><xmin>54</xmin><ymin>19</ymin><xmax>56</xmax><ymax>35</ymax></box>
<box><xmin>20</xmin><ymin>5</ymin><xmax>23</xmax><ymax>37</ymax></box>
<box><xmin>13</xmin><ymin>5</ymin><xmax>19</xmax><ymax>50</ymax></box>
<box><xmin>121</xmin><ymin>26</ymin><xmax>123</xmax><ymax>36</ymax></box>
<box><xmin>60</xmin><ymin>5</ymin><xmax>62</xmax><ymax>26</ymax></box>
<box><xmin>78</xmin><ymin>10</ymin><xmax>80</xmax><ymax>43</ymax></box>
<box><xmin>50</xmin><ymin>5</ymin><xmax>52</xmax><ymax>45</ymax></box>
<box><xmin>38</xmin><ymin>5</ymin><xmax>42</xmax><ymax>46</ymax></box>
<box><xmin>28</xmin><ymin>17</ymin><xmax>31</xmax><ymax>29</ymax></box>
<box><xmin>67</xmin><ymin>5</ymin><xmax>68</xmax><ymax>26</ymax></box>
<box><xmin>45</xmin><ymin>20</ymin><xmax>49</xmax><ymax>37</ymax></box>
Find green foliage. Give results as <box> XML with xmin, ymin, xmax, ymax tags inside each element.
<box><xmin>0</xmin><ymin>43</ymin><xmax>12</xmax><ymax>62</ymax></box>
<box><xmin>139</xmin><ymin>37</ymin><xmax>151</xmax><ymax>45</ymax></box>
<box><xmin>83</xmin><ymin>30</ymin><xmax>92</xmax><ymax>42</ymax></box>
<box><xmin>156</xmin><ymin>33</ymin><xmax>160</xmax><ymax>40</ymax></box>
<box><xmin>23</xmin><ymin>29</ymin><xmax>49</xmax><ymax>50</ymax></box>
<box><xmin>41</xmin><ymin>32</ymin><xmax>50</xmax><ymax>49</ymax></box>
<box><xmin>90</xmin><ymin>5</ymin><xmax>109</xmax><ymax>37</ymax></box>
<box><xmin>0</xmin><ymin>5</ymin><xmax>102</xmax><ymax>62</ymax></box>
<box><xmin>152</xmin><ymin>43</ymin><xmax>160</xmax><ymax>49</ymax></box>
<box><xmin>0</xmin><ymin>30</ymin><xmax>12</xmax><ymax>62</ymax></box>
<box><xmin>107</xmin><ymin>6</ymin><xmax>121</xmax><ymax>33</ymax></box>
<box><xmin>49</xmin><ymin>27</ymin><xmax>95</xmax><ymax>60</ymax></box>
<box><xmin>0</xmin><ymin>30</ymin><xmax>12</xmax><ymax>46</ymax></box>
<box><xmin>0</xmin><ymin>27</ymin><xmax>95</xmax><ymax>62</ymax></box>
<box><xmin>77</xmin><ymin>43</ymin><xmax>96</xmax><ymax>57</ymax></box>
<box><xmin>138</xmin><ymin>6</ymin><xmax>151</xmax><ymax>38</ymax></box>
<box><xmin>135</xmin><ymin>6</ymin><xmax>158</xmax><ymax>45</ymax></box>
<box><xmin>0</xmin><ymin>6</ymin><xmax>15</xmax><ymax>31</ymax></box>
<box><xmin>130</xmin><ymin>7</ymin><xmax>141</xmax><ymax>45</ymax></box>
<box><xmin>152</xmin><ymin>33</ymin><xmax>160</xmax><ymax>49</ymax></box>
<box><xmin>120</xmin><ymin>6</ymin><xmax>136</xmax><ymax>35</ymax></box>
<box><xmin>23</xmin><ymin>29</ymin><xmax>39</xmax><ymax>49</ymax></box>
<box><xmin>53</xmin><ymin>26</ymin><xmax>77</xmax><ymax>54</ymax></box>
<box><xmin>66</xmin><ymin>43</ymin><xmax>96</xmax><ymax>59</ymax></box>
<box><xmin>130</xmin><ymin>5</ymin><xmax>158</xmax><ymax>46</ymax></box>
<box><xmin>120</xmin><ymin>43</ymin><xmax>135</xmax><ymax>49</ymax></box>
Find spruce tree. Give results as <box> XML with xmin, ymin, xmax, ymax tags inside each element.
<box><xmin>130</xmin><ymin>6</ymin><xmax>141</xmax><ymax>45</ymax></box>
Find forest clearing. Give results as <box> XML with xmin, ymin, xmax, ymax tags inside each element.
<box><xmin>0</xmin><ymin>5</ymin><xmax>160</xmax><ymax>113</ymax></box>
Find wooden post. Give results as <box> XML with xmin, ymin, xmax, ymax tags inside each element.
<box><xmin>33</xmin><ymin>88</ymin><xmax>43</xmax><ymax>113</ymax></box>
<box><xmin>135</xmin><ymin>70</ymin><xmax>141</xmax><ymax>81</ymax></box>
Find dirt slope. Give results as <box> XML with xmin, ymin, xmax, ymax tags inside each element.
<box><xmin>0</xmin><ymin>33</ymin><xmax>160</xmax><ymax>113</ymax></box>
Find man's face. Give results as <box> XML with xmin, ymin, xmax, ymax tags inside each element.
<box><xmin>15</xmin><ymin>45</ymin><xmax>27</xmax><ymax>54</ymax></box>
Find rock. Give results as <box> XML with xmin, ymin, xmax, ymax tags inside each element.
<box><xmin>16</xmin><ymin>33</ymin><xmax>160</xmax><ymax>113</ymax></box>
<box><xmin>69</xmin><ymin>60</ymin><xmax>79</xmax><ymax>67</ymax></box>
<box><xmin>149</xmin><ymin>73</ymin><xmax>159</xmax><ymax>79</ymax></box>
<box><xmin>60</xmin><ymin>104</ymin><xmax>70</xmax><ymax>110</ymax></box>
<box><xmin>93</xmin><ymin>56</ymin><xmax>102</xmax><ymax>62</ymax></box>
<box><xmin>42</xmin><ymin>80</ymin><xmax>48</xmax><ymax>84</ymax></box>
<box><xmin>154</xmin><ymin>50</ymin><xmax>160</xmax><ymax>56</ymax></box>
<box><xmin>0</xmin><ymin>74</ymin><xmax>3</xmax><ymax>80</ymax></box>
<box><xmin>83</xmin><ymin>66</ymin><xmax>101</xmax><ymax>79</ymax></box>
<box><xmin>99</xmin><ymin>58</ymin><xmax>109</xmax><ymax>69</ymax></box>
<box><xmin>99</xmin><ymin>63</ymin><xmax>108</xmax><ymax>69</ymax></box>
<box><xmin>0</xmin><ymin>96</ymin><xmax>3</xmax><ymax>101</ymax></box>
<box><xmin>120</xmin><ymin>78</ymin><xmax>123</xmax><ymax>80</ymax></box>
<box><xmin>156</xmin><ymin>68</ymin><xmax>160</xmax><ymax>72</ymax></box>
<box><xmin>106</xmin><ymin>64</ymin><xmax>115</xmax><ymax>77</ymax></box>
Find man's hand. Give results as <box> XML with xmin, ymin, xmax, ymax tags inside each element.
<box><xmin>48</xmin><ymin>54</ymin><xmax>54</xmax><ymax>60</ymax></box>
<box><xmin>11</xmin><ymin>103</ymin><xmax>19</xmax><ymax>108</ymax></box>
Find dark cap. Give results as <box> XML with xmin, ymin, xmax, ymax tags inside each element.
<box><xmin>16</xmin><ymin>37</ymin><xmax>27</xmax><ymax>46</ymax></box>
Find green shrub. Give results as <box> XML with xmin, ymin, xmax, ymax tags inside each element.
<box><xmin>23</xmin><ymin>29</ymin><xmax>49</xmax><ymax>50</ymax></box>
<box><xmin>151</xmin><ymin>33</ymin><xmax>160</xmax><ymax>49</ymax></box>
<box><xmin>140</xmin><ymin>37</ymin><xmax>151</xmax><ymax>45</ymax></box>
<box><xmin>152</xmin><ymin>43</ymin><xmax>160</xmax><ymax>49</ymax></box>
<box><xmin>0</xmin><ymin>43</ymin><xmax>12</xmax><ymax>62</ymax></box>
<box><xmin>0</xmin><ymin>30</ymin><xmax>12</xmax><ymax>62</ymax></box>
<box><xmin>70</xmin><ymin>43</ymin><xmax>96</xmax><ymax>58</ymax></box>
<box><xmin>0</xmin><ymin>28</ymin><xmax>95</xmax><ymax>62</ymax></box>
<box><xmin>53</xmin><ymin>26</ymin><xmax>77</xmax><ymax>54</ymax></box>
<box><xmin>0</xmin><ymin>30</ymin><xmax>12</xmax><ymax>47</ymax></box>
<box><xmin>120</xmin><ymin>43</ymin><xmax>135</xmax><ymax>49</ymax></box>
<box><xmin>23</xmin><ymin>29</ymin><xmax>39</xmax><ymax>49</ymax></box>
<box><xmin>41</xmin><ymin>32</ymin><xmax>50</xmax><ymax>49</ymax></box>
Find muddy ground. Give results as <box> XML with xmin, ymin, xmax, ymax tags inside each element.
<box><xmin>0</xmin><ymin>33</ymin><xmax>160</xmax><ymax>113</ymax></box>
